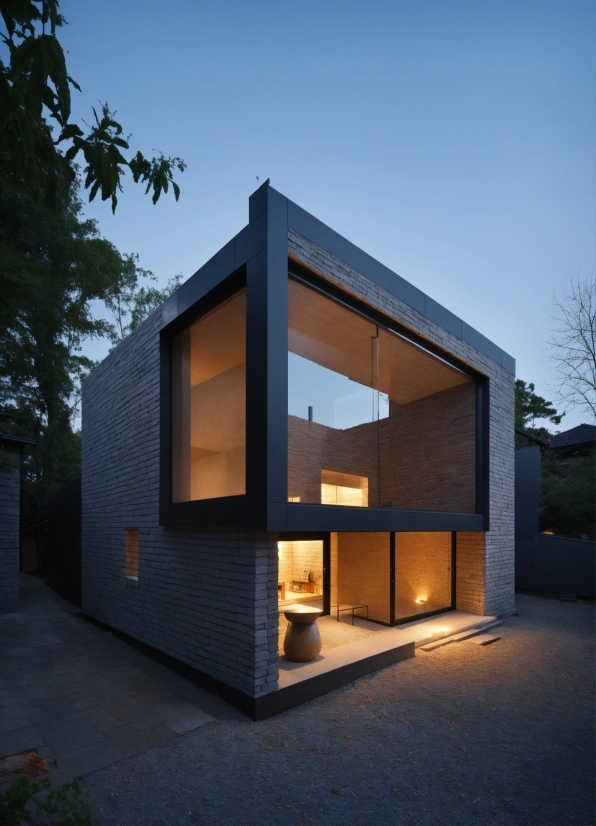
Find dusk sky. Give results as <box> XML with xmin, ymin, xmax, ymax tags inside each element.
<box><xmin>61</xmin><ymin>0</ymin><xmax>595</xmax><ymax>430</ymax></box>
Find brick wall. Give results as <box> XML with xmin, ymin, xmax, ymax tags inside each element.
<box><xmin>381</xmin><ymin>384</ymin><xmax>476</xmax><ymax>512</ymax></box>
<box><xmin>289</xmin><ymin>230</ymin><xmax>515</xmax><ymax>618</ymax></box>
<box><xmin>337</xmin><ymin>532</ymin><xmax>391</xmax><ymax>623</ymax></box>
<box><xmin>395</xmin><ymin>532</ymin><xmax>452</xmax><ymax>617</ymax></box>
<box><xmin>0</xmin><ymin>447</ymin><xmax>20</xmax><ymax>613</ymax></box>
<box><xmin>82</xmin><ymin>308</ymin><xmax>278</xmax><ymax>698</ymax></box>
<box><xmin>289</xmin><ymin>380</ymin><xmax>475</xmax><ymax>513</ymax></box>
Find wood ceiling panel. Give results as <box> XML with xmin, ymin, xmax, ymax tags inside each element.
<box><xmin>188</xmin><ymin>289</ymin><xmax>246</xmax><ymax>387</ymax></box>
<box><xmin>289</xmin><ymin>280</ymin><xmax>471</xmax><ymax>404</ymax></box>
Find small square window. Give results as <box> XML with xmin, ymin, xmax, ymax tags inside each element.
<box><xmin>125</xmin><ymin>529</ymin><xmax>139</xmax><ymax>580</ymax></box>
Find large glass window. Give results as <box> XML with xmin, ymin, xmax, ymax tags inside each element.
<box><xmin>288</xmin><ymin>279</ymin><xmax>477</xmax><ymax>512</ymax></box>
<box><xmin>394</xmin><ymin>532</ymin><xmax>453</xmax><ymax>620</ymax></box>
<box><xmin>171</xmin><ymin>289</ymin><xmax>246</xmax><ymax>502</ymax></box>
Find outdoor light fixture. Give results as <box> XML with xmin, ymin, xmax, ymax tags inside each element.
<box><xmin>415</xmin><ymin>598</ymin><xmax>427</xmax><ymax>605</ymax></box>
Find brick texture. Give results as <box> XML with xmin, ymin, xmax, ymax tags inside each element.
<box><xmin>82</xmin><ymin>308</ymin><xmax>278</xmax><ymax>698</ymax></box>
<box><xmin>0</xmin><ymin>447</ymin><xmax>20</xmax><ymax>613</ymax></box>
<box><xmin>81</xmin><ymin>223</ymin><xmax>514</xmax><ymax>705</ymax></box>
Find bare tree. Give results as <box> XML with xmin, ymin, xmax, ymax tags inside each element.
<box><xmin>546</xmin><ymin>274</ymin><xmax>596</xmax><ymax>421</ymax></box>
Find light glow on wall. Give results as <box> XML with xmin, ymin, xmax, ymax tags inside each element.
<box><xmin>320</xmin><ymin>470</ymin><xmax>368</xmax><ymax>507</ymax></box>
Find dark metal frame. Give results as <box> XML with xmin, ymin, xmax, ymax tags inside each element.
<box><xmin>159</xmin><ymin>183</ymin><xmax>490</xmax><ymax>532</ymax></box>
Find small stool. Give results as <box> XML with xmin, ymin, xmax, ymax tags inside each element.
<box><xmin>283</xmin><ymin>605</ymin><xmax>323</xmax><ymax>662</ymax></box>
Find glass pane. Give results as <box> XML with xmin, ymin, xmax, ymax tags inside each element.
<box><xmin>336</xmin><ymin>532</ymin><xmax>390</xmax><ymax>623</ymax></box>
<box><xmin>394</xmin><ymin>532</ymin><xmax>452</xmax><ymax>620</ymax></box>
<box><xmin>288</xmin><ymin>280</ymin><xmax>382</xmax><ymax>507</ymax></box>
<box><xmin>277</xmin><ymin>540</ymin><xmax>324</xmax><ymax>608</ymax></box>
<box><xmin>171</xmin><ymin>289</ymin><xmax>246</xmax><ymax>501</ymax></box>
<box><xmin>378</xmin><ymin>328</ymin><xmax>476</xmax><ymax>512</ymax></box>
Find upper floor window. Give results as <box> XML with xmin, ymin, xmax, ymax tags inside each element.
<box><xmin>287</xmin><ymin>278</ymin><xmax>477</xmax><ymax>513</ymax></box>
<box><xmin>171</xmin><ymin>288</ymin><xmax>246</xmax><ymax>502</ymax></box>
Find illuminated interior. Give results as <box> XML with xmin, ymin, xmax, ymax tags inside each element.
<box><xmin>171</xmin><ymin>289</ymin><xmax>246</xmax><ymax>502</ymax></box>
<box><xmin>287</xmin><ymin>278</ymin><xmax>477</xmax><ymax>512</ymax></box>
<box><xmin>395</xmin><ymin>532</ymin><xmax>453</xmax><ymax>619</ymax></box>
<box><xmin>321</xmin><ymin>470</ymin><xmax>368</xmax><ymax>507</ymax></box>
<box><xmin>277</xmin><ymin>540</ymin><xmax>324</xmax><ymax>608</ymax></box>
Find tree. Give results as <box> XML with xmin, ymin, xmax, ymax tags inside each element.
<box><xmin>0</xmin><ymin>175</ymin><xmax>122</xmax><ymax>503</ymax></box>
<box><xmin>547</xmin><ymin>275</ymin><xmax>596</xmax><ymax>422</ymax></box>
<box><xmin>0</xmin><ymin>172</ymin><xmax>183</xmax><ymax>508</ymax></box>
<box><xmin>514</xmin><ymin>379</ymin><xmax>563</xmax><ymax>447</ymax></box>
<box><xmin>0</xmin><ymin>0</ymin><xmax>186</xmax><ymax>211</ymax></box>
<box><xmin>102</xmin><ymin>256</ymin><xmax>182</xmax><ymax>347</ymax></box>
<box><xmin>540</xmin><ymin>453</ymin><xmax>595</xmax><ymax>538</ymax></box>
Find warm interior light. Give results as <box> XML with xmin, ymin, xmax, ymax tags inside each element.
<box><xmin>320</xmin><ymin>470</ymin><xmax>368</xmax><ymax>507</ymax></box>
<box><xmin>415</xmin><ymin>598</ymin><xmax>427</xmax><ymax>605</ymax></box>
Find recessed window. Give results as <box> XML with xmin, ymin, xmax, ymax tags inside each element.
<box><xmin>125</xmin><ymin>529</ymin><xmax>139</xmax><ymax>580</ymax></box>
<box><xmin>321</xmin><ymin>470</ymin><xmax>368</xmax><ymax>507</ymax></box>
<box><xmin>171</xmin><ymin>289</ymin><xmax>246</xmax><ymax>502</ymax></box>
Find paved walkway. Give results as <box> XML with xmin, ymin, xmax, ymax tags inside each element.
<box><xmin>0</xmin><ymin>575</ymin><xmax>212</xmax><ymax>786</ymax></box>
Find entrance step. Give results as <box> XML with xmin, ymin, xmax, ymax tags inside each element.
<box><xmin>419</xmin><ymin>620</ymin><xmax>503</xmax><ymax>651</ymax></box>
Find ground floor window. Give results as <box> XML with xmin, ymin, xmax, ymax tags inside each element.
<box><xmin>277</xmin><ymin>531</ymin><xmax>455</xmax><ymax>625</ymax></box>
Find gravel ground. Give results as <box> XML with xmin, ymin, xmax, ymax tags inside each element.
<box><xmin>83</xmin><ymin>595</ymin><xmax>595</xmax><ymax>825</ymax></box>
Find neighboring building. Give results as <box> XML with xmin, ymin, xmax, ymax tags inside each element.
<box><xmin>0</xmin><ymin>432</ymin><xmax>35</xmax><ymax>612</ymax></box>
<box><xmin>82</xmin><ymin>182</ymin><xmax>516</xmax><ymax>717</ymax></box>
<box><xmin>515</xmin><ymin>423</ymin><xmax>595</xmax><ymax>597</ymax></box>
<box><xmin>549</xmin><ymin>423</ymin><xmax>595</xmax><ymax>469</ymax></box>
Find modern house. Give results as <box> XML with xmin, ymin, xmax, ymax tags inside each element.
<box><xmin>81</xmin><ymin>182</ymin><xmax>515</xmax><ymax>718</ymax></box>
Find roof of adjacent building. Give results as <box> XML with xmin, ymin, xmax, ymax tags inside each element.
<box><xmin>0</xmin><ymin>432</ymin><xmax>36</xmax><ymax>449</ymax></box>
<box><xmin>550</xmin><ymin>424</ymin><xmax>596</xmax><ymax>451</ymax></box>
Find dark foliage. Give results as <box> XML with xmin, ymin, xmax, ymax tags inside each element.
<box><xmin>0</xmin><ymin>0</ymin><xmax>185</xmax><ymax>212</ymax></box>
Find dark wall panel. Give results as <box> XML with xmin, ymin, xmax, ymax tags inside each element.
<box><xmin>46</xmin><ymin>475</ymin><xmax>82</xmax><ymax>606</ymax></box>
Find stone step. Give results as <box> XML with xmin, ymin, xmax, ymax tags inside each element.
<box><xmin>419</xmin><ymin>620</ymin><xmax>503</xmax><ymax>651</ymax></box>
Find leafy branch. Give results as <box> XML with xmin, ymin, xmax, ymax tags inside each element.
<box><xmin>0</xmin><ymin>0</ymin><xmax>186</xmax><ymax>210</ymax></box>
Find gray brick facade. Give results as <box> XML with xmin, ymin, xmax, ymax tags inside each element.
<box><xmin>82</xmin><ymin>309</ymin><xmax>279</xmax><ymax>698</ymax></box>
<box><xmin>0</xmin><ymin>446</ymin><xmax>21</xmax><ymax>613</ymax></box>
<box><xmin>82</xmin><ymin>194</ymin><xmax>514</xmax><ymax>705</ymax></box>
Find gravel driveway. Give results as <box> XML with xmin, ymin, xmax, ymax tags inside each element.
<box><xmin>83</xmin><ymin>595</ymin><xmax>595</xmax><ymax>825</ymax></box>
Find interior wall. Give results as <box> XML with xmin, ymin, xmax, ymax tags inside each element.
<box><xmin>395</xmin><ymin>532</ymin><xmax>452</xmax><ymax>617</ymax></box>
<box><xmin>288</xmin><ymin>416</ymin><xmax>378</xmax><ymax>505</ymax></box>
<box><xmin>190</xmin><ymin>446</ymin><xmax>245</xmax><ymax>500</ymax></box>
<box><xmin>337</xmin><ymin>532</ymin><xmax>390</xmax><ymax>623</ymax></box>
<box><xmin>381</xmin><ymin>383</ymin><xmax>476</xmax><ymax>512</ymax></box>
<box><xmin>288</xmin><ymin>381</ymin><xmax>476</xmax><ymax>513</ymax></box>
<box><xmin>277</xmin><ymin>541</ymin><xmax>323</xmax><ymax>592</ymax></box>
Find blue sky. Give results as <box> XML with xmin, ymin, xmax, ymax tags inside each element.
<box><xmin>60</xmin><ymin>0</ymin><xmax>595</xmax><ymax>429</ymax></box>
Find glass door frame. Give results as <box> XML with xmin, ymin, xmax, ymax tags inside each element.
<box><xmin>390</xmin><ymin>531</ymin><xmax>457</xmax><ymax>626</ymax></box>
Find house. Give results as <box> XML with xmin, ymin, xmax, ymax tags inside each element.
<box><xmin>0</xmin><ymin>431</ymin><xmax>35</xmax><ymax>613</ymax></box>
<box><xmin>81</xmin><ymin>182</ymin><xmax>515</xmax><ymax>718</ymax></box>
<box><xmin>515</xmin><ymin>423</ymin><xmax>595</xmax><ymax>597</ymax></box>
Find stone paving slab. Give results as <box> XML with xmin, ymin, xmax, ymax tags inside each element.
<box><xmin>0</xmin><ymin>575</ymin><xmax>214</xmax><ymax>784</ymax></box>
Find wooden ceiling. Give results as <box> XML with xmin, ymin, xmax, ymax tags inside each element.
<box><xmin>289</xmin><ymin>280</ymin><xmax>470</xmax><ymax>404</ymax></box>
<box><xmin>188</xmin><ymin>290</ymin><xmax>246</xmax><ymax>387</ymax></box>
